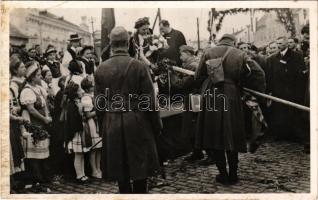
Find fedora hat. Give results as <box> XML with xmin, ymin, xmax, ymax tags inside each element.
<box><xmin>68</xmin><ymin>33</ymin><xmax>82</xmax><ymax>41</ymax></box>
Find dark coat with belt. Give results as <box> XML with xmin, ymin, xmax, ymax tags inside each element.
<box><xmin>266</xmin><ymin>48</ymin><xmax>307</xmax><ymax>138</ymax></box>
<box><xmin>194</xmin><ymin>41</ymin><xmax>266</xmax><ymax>153</ymax></box>
<box><xmin>94</xmin><ymin>51</ymin><xmax>161</xmax><ymax>181</ymax></box>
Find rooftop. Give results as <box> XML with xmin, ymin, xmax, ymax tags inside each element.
<box><xmin>37</xmin><ymin>10</ymin><xmax>90</xmax><ymax>35</ymax></box>
<box><xmin>10</xmin><ymin>24</ymin><xmax>29</xmax><ymax>39</ymax></box>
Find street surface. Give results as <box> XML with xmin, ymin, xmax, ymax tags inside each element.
<box><xmin>14</xmin><ymin>138</ymin><xmax>310</xmax><ymax>194</ymax></box>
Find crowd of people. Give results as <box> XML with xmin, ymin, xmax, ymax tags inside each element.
<box><xmin>9</xmin><ymin>16</ymin><xmax>310</xmax><ymax>194</ymax></box>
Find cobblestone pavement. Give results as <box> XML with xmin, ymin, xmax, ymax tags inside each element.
<box><xmin>14</xmin><ymin>138</ymin><xmax>310</xmax><ymax>194</ymax></box>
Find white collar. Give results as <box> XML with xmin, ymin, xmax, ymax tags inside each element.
<box><xmin>82</xmin><ymin>57</ymin><xmax>89</xmax><ymax>62</ymax></box>
<box><xmin>12</xmin><ymin>76</ymin><xmax>25</xmax><ymax>83</ymax></box>
<box><xmin>71</xmin><ymin>46</ymin><xmax>77</xmax><ymax>52</ymax></box>
<box><xmin>280</xmin><ymin>48</ymin><xmax>288</xmax><ymax>56</ymax></box>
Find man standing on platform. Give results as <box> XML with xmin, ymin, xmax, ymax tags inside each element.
<box><xmin>95</xmin><ymin>27</ymin><xmax>162</xmax><ymax>194</ymax></box>
<box><xmin>266</xmin><ymin>36</ymin><xmax>307</xmax><ymax>141</ymax></box>
<box><xmin>159</xmin><ymin>20</ymin><xmax>187</xmax><ymax>66</ymax></box>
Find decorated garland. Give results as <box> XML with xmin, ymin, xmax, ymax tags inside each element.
<box><xmin>208</xmin><ymin>8</ymin><xmax>297</xmax><ymax>37</ymax></box>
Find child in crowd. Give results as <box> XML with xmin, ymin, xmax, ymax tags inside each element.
<box><xmin>81</xmin><ymin>77</ymin><xmax>102</xmax><ymax>179</ymax></box>
<box><xmin>65</xmin><ymin>82</ymin><xmax>89</xmax><ymax>183</ymax></box>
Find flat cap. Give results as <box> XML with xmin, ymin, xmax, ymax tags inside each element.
<box><xmin>179</xmin><ymin>45</ymin><xmax>195</xmax><ymax>54</ymax></box>
<box><xmin>110</xmin><ymin>26</ymin><xmax>129</xmax><ymax>42</ymax></box>
<box><xmin>219</xmin><ymin>34</ymin><xmax>237</xmax><ymax>42</ymax></box>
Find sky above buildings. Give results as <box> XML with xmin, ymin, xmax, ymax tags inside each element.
<box><xmin>49</xmin><ymin>8</ymin><xmax>264</xmax><ymax>41</ymax></box>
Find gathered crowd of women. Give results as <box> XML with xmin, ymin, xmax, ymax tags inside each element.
<box><xmin>9</xmin><ymin>16</ymin><xmax>310</xmax><ymax>193</ymax></box>
<box><xmin>10</xmin><ymin>35</ymin><xmax>103</xmax><ymax>191</ymax></box>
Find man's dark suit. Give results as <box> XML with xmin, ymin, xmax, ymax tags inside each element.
<box><xmin>266</xmin><ymin>48</ymin><xmax>307</xmax><ymax>140</ymax></box>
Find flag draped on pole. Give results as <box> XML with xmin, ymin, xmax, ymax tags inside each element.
<box><xmin>101</xmin><ymin>8</ymin><xmax>115</xmax><ymax>61</ymax></box>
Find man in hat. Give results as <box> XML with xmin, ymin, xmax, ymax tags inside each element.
<box><xmin>159</xmin><ymin>20</ymin><xmax>187</xmax><ymax>66</ymax></box>
<box><xmin>95</xmin><ymin>26</ymin><xmax>162</xmax><ymax>193</ymax></box>
<box><xmin>61</xmin><ymin>33</ymin><xmax>82</xmax><ymax>76</ymax></box>
<box><xmin>42</xmin><ymin>46</ymin><xmax>61</xmax><ymax>95</ymax></box>
<box><xmin>195</xmin><ymin>33</ymin><xmax>265</xmax><ymax>185</ymax></box>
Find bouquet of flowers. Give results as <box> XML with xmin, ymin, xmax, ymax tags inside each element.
<box><xmin>144</xmin><ymin>35</ymin><xmax>169</xmax><ymax>57</ymax></box>
<box><xmin>23</xmin><ymin>121</ymin><xmax>50</xmax><ymax>145</ymax></box>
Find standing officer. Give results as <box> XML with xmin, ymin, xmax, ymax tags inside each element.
<box><xmin>94</xmin><ymin>27</ymin><xmax>162</xmax><ymax>193</ymax></box>
<box><xmin>195</xmin><ymin>34</ymin><xmax>265</xmax><ymax>185</ymax></box>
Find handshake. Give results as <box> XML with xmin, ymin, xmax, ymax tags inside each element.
<box><xmin>154</xmin><ymin>58</ymin><xmax>177</xmax><ymax>75</ymax></box>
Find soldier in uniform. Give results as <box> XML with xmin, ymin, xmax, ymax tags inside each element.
<box><xmin>95</xmin><ymin>27</ymin><xmax>162</xmax><ymax>193</ymax></box>
<box><xmin>195</xmin><ymin>34</ymin><xmax>266</xmax><ymax>185</ymax></box>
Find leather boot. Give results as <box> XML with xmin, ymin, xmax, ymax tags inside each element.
<box><xmin>215</xmin><ymin>163</ymin><xmax>229</xmax><ymax>185</ymax></box>
<box><xmin>228</xmin><ymin>152</ymin><xmax>239</xmax><ymax>185</ymax></box>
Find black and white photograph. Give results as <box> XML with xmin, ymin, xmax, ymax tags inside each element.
<box><xmin>1</xmin><ymin>1</ymin><xmax>317</xmax><ymax>199</ymax></box>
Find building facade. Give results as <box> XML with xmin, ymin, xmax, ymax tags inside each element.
<box><xmin>10</xmin><ymin>24</ymin><xmax>29</xmax><ymax>47</ymax></box>
<box><xmin>253</xmin><ymin>9</ymin><xmax>309</xmax><ymax>47</ymax></box>
<box><xmin>10</xmin><ymin>8</ymin><xmax>92</xmax><ymax>52</ymax></box>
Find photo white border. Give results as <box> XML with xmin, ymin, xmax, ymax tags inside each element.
<box><xmin>1</xmin><ymin>1</ymin><xmax>317</xmax><ymax>200</ymax></box>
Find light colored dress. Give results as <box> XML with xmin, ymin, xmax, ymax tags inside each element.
<box><xmin>81</xmin><ymin>94</ymin><xmax>102</xmax><ymax>149</ymax></box>
<box><xmin>20</xmin><ymin>83</ymin><xmax>50</xmax><ymax>159</ymax></box>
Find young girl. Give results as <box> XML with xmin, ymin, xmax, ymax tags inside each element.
<box><xmin>65</xmin><ymin>82</ymin><xmax>89</xmax><ymax>183</ymax></box>
<box><xmin>81</xmin><ymin>77</ymin><xmax>102</xmax><ymax>179</ymax></box>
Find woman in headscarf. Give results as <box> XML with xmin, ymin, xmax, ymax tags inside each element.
<box><xmin>20</xmin><ymin>61</ymin><xmax>52</xmax><ymax>187</ymax></box>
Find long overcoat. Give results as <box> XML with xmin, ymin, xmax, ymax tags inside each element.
<box><xmin>94</xmin><ymin>51</ymin><xmax>161</xmax><ymax>182</ymax></box>
<box><xmin>194</xmin><ymin>41</ymin><xmax>266</xmax><ymax>153</ymax></box>
<box><xmin>266</xmin><ymin>48</ymin><xmax>307</xmax><ymax>139</ymax></box>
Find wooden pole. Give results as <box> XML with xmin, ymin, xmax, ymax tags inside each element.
<box><xmin>152</xmin><ymin>11</ymin><xmax>159</xmax><ymax>31</ymax></box>
<box><xmin>210</xmin><ymin>8</ymin><xmax>214</xmax><ymax>44</ymax></box>
<box><xmin>90</xmin><ymin>17</ymin><xmax>95</xmax><ymax>47</ymax></box>
<box><xmin>158</xmin><ymin>8</ymin><xmax>162</xmax><ymax>22</ymax></box>
<box><xmin>197</xmin><ymin>17</ymin><xmax>200</xmax><ymax>50</ymax></box>
<box><xmin>171</xmin><ymin>66</ymin><xmax>310</xmax><ymax>112</ymax></box>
